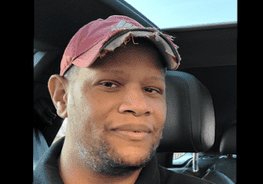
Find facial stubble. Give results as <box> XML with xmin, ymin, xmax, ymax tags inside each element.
<box><xmin>76</xmin><ymin>133</ymin><xmax>162</xmax><ymax>176</ymax></box>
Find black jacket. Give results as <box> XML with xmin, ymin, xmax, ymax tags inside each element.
<box><xmin>33</xmin><ymin>137</ymin><xmax>214</xmax><ymax>184</ymax></box>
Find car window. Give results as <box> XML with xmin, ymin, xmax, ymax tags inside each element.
<box><xmin>125</xmin><ymin>0</ymin><xmax>237</xmax><ymax>29</ymax></box>
<box><xmin>173</xmin><ymin>153</ymin><xmax>185</xmax><ymax>160</ymax></box>
<box><xmin>34</xmin><ymin>51</ymin><xmax>46</xmax><ymax>67</ymax></box>
<box><xmin>172</xmin><ymin>152</ymin><xmax>193</xmax><ymax>165</ymax></box>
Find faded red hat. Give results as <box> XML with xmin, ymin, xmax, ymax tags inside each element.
<box><xmin>60</xmin><ymin>15</ymin><xmax>181</xmax><ymax>76</ymax></box>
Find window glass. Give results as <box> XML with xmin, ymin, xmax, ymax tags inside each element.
<box><xmin>172</xmin><ymin>152</ymin><xmax>193</xmax><ymax>165</ymax></box>
<box><xmin>125</xmin><ymin>0</ymin><xmax>237</xmax><ymax>29</ymax></box>
<box><xmin>34</xmin><ymin>51</ymin><xmax>46</xmax><ymax>67</ymax></box>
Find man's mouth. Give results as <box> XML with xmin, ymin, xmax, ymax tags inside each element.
<box><xmin>111</xmin><ymin>124</ymin><xmax>152</xmax><ymax>141</ymax></box>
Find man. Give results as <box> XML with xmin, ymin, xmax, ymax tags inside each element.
<box><xmin>34</xmin><ymin>15</ymin><xmax>213</xmax><ymax>184</ymax></box>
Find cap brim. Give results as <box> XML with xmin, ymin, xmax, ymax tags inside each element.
<box><xmin>101</xmin><ymin>29</ymin><xmax>180</xmax><ymax>70</ymax></box>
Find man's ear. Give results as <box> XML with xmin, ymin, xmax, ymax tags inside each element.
<box><xmin>48</xmin><ymin>74</ymin><xmax>68</xmax><ymax>119</ymax></box>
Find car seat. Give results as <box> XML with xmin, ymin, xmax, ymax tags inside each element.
<box><xmin>156</xmin><ymin>71</ymin><xmax>217</xmax><ymax>183</ymax></box>
<box><xmin>157</xmin><ymin>71</ymin><xmax>215</xmax><ymax>153</ymax></box>
<box><xmin>157</xmin><ymin>70</ymin><xmax>215</xmax><ymax>158</ymax></box>
<box><xmin>156</xmin><ymin>70</ymin><xmax>217</xmax><ymax>181</ymax></box>
<box><xmin>202</xmin><ymin>123</ymin><xmax>236</xmax><ymax>183</ymax></box>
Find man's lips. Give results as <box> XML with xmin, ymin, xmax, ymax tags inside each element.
<box><xmin>110</xmin><ymin>124</ymin><xmax>152</xmax><ymax>141</ymax></box>
<box><xmin>111</xmin><ymin>124</ymin><xmax>152</xmax><ymax>133</ymax></box>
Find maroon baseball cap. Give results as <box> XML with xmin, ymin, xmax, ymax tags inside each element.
<box><xmin>60</xmin><ymin>15</ymin><xmax>181</xmax><ymax>76</ymax></box>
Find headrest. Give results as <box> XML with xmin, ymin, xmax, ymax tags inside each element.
<box><xmin>157</xmin><ymin>71</ymin><xmax>215</xmax><ymax>152</ymax></box>
<box><xmin>219</xmin><ymin>123</ymin><xmax>236</xmax><ymax>155</ymax></box>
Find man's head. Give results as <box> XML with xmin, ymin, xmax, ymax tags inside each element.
<box><xmin>48</xmin><ymin>15</ymin><xmax>181</xmax><ymax>177</ymax></box>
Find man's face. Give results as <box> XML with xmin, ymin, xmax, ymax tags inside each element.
<box><xmin>65</xmin><ymin>43</ymin><xmax>166</xmax><ymax>175</ymax></box>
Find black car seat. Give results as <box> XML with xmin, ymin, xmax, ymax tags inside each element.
<box><xmin>157</xmin><ymin>70</ymin><xmax>215</xmax><ymax>156</ymax></box>
<box><xmin>176</xmin><ymin>124</ymin><xmax>236</xmax><ymax>184</ymax></box>
<box><xmin>156</xmin><ymin>71</ymin><xmax>216</xmax><ymax>184</ymax></box>
<box><xmin>202</xmin><ymin>170</ymin><xmax>234</xmax><ymax>184</ymax></box>
<box><xmin>158</xmin><ymin>71</ymin><xmax>235</xmax><ymax>184</ymax></box>
<box><xmin>202</xmin><ymin>123</ymin><xmax>236</xmax><ymax>183</ymax></box>
<box><xmin>157</xmin><ymin>71</ymin><xmax>215</xmax><ymax>154</ymax></box>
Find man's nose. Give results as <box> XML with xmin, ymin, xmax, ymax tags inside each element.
<box><xmin>118</xmin><ymin>86</ymin><xmax>152</xmax><ymax>117</ymax></box>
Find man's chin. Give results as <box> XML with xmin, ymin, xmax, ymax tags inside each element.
<box><xmin>101</xmin><ymin>153</ymin><xmax>153</xmax><ymax>176</ymax></box>
<box><xmin>117</xmin><ymin>155</ymin><xmax>150</xmax><ymax>169</ymax></box>
<box><xmin>113</xmin><ymin>145</ymin><xmax>157</xmax><ymax>171</ymax></box>
<box><xmin>95</xmin><ymin>144</ymin><xmax>157</xmax><ymax>176</ymax></box>
<box><xmin>115</xmin><ymin>146</ymin><xmax>153</xmax><ymax>165</ymax></box>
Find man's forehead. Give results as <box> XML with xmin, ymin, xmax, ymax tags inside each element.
<box><xmin>99</xmin><ymin>68</ymin><xmax>165</xmax><ymax>81</ymax></box>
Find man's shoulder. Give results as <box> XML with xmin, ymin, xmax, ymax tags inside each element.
<box><xmin>158</xmin><ymin>165</ymin><xmax>214</xmax><ymax>184</ymax></box>
<box><xmin>33</xmin><ymin>138</ymin><xmax>65</xmax><ymax>184</ymax></box>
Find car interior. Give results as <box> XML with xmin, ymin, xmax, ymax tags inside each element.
<box><xmin>34</xmin><ymin>0</ymin><xmax>237</xmax><ymax>183</ymax></box>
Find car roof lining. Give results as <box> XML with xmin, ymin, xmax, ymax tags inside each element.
<box><xmin>34</xmin><ymin>0</ymin><xmax>158</xmax><ymax>51</ymax></box>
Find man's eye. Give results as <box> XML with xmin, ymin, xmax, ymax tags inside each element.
<box><xmin>144</xmin><ymin>88</ymin><xmax>161</xmax><ymax>94</ymax></box>
<box><xmin>100</xmin><ymin>82</ymin><xmax>118</xmax><ymax>88</ymax></box>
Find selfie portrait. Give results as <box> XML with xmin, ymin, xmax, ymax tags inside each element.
<box><xmin>34</xmin><ymin>0</ymin><xmax>237</xmax><ymax>183</ymax></box>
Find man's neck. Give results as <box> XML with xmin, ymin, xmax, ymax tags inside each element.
<box><xmin>58</xmin><ymin>143</ymin><xmax>142</xmax><ymax>184</ymax></box>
